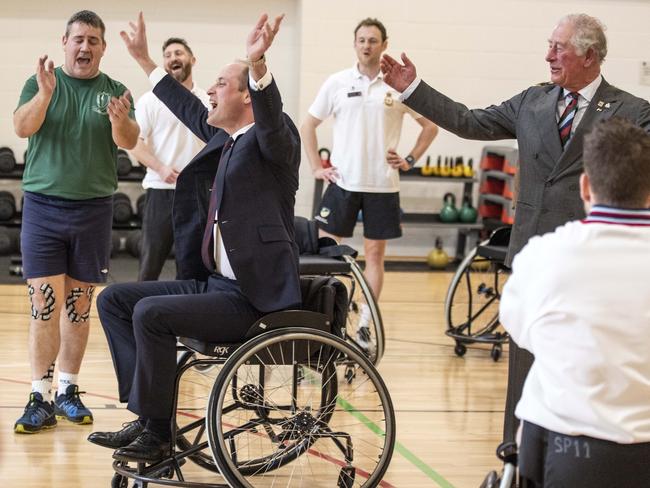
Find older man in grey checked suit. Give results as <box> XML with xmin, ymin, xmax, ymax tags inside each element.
<box><xmin>381</xmin><ymin>13</ymin><xmax>650</xmax><ymax>446</ymax></box>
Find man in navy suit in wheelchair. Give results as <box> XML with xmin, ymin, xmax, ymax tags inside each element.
<box><xmin>87</xmin><ymin>12</ymin><xmax>302</xmax><ymax>463</ymax></box>
<box><xmin>500</xmin><ymin>118</ymin><xmax>650</xmax><ymax>487</ymax></box>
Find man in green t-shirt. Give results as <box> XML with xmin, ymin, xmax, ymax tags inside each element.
<box><xmin>13</xmin><ymin>10</ymin><xmax>139</xmax><ymax>434</ymax></box>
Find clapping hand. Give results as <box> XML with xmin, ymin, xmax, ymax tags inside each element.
<box><xmin>36</xmin><ymin>55</ymin><xmax>56</xmax><ymax>98</ymax></box>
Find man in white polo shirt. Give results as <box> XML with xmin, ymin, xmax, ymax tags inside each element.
<box><xmin>130</xmin><ymin>37</ymin><xmax>210</xmax><ymax>281</ymax></box>
<box><xmin>301</xmin><ymin>18</ymin><xmax>437</xmax><ymax>347</ymax></box>
<box><xmin>500</xmin><ymin>118</ymin><xmax>650</xmax><ymax>487</ymax></box>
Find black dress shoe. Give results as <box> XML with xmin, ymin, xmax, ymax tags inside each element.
<box><xmin>87</xmin><ymin>420</ymin><xmax>144</xmax><ymax>449</ymax></box>
<box><xmin>112</xmin><ymin>430</ymin><xmax>171</xmax><ymax>463</ymax></box>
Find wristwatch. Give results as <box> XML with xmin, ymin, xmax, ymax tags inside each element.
<box><xmin>405</xmin><ymin>155</ymin><xmax>416</xmax><ymax>167</ymax></box>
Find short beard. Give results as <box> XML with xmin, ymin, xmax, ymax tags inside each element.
<box><xmin>168</xmin><ymin>63</ymin><xmax>191</xmax><ymax>83</ymax></box>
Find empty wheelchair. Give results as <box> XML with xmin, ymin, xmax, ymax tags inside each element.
<box><xmin>444</xmin><ymin>227</ymin><xmax>511</xmax><ymax>361</ymax></box>
<box><xmin>295</xmin><ymin>216</ymin><xmax>385</xmax><ymax>367</ymax></box>
<box><xmin>112</xmin><ymin>275</ymin><xmax>396</xmax><ymax>488</ymax></box>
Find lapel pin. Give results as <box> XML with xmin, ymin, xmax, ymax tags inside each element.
<box><xmin>597</xmin><ymin>101</ymin><xmax>604</xmax><ymax>107</ymax></box>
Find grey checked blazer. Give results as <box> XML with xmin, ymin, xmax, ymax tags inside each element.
<box><xmin>404</xmin><ymin>78</ymin><xmax>650</xmax><ymax>265</ymax></box>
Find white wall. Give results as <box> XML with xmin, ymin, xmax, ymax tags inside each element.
<box><xmin>297</xmin><ymin>0</ymin><xmax>650</xmax><ymax>256</ymax></box>
<box><xmin>1</xmin><ymin>0</ymin><xmax>649</xmax><ymax>257</ymax></box>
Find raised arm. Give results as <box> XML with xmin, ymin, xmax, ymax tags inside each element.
<box><xmin>120</xmin><ymin>11</ymin><xmax>215</xmax><ymax>142</ymax></box>
<box><xmin>246</xmin><ymin>14</ymin><xmax>299</xmax><ymax>170</ymax></box>
<box><xmin>14</xmin><ymin>55</ymin><xmax>56</xmax><ymax>138</ymax></box>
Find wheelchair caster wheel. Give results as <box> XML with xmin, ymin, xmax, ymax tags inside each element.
<box><xmin>454</xmin><ymin>343</ymin><xmax>467</xmax><ymax>357</ymax></box>
<box><xmin>344</xmin><ymin>365</ymin><xmax>356</xmax><ymax>384</ymax></box>
<box><xmin>491</xmin><ymin>344</ymin><xmax>502</xmax><ymax>362</ymax></box>
<box><xmin>111</xmin><ymin>473</ymin><xmax>128</xmax><ymax>488</ymax></box>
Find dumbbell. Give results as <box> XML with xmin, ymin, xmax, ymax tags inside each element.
<box><xmin>113</xmin><ymin>192</ymin><xmax>133</xmax><ymax>223</ymax></box>
<box><xmin>110</xmin><ymin>231</ymin><xmax>126</xmax><ymax>257</ymax></box>
<box><xmin>116</xmin><ymin>149</ymin><xmax>133</xmax><ymax>177</ymax></box>
<box><xmin>0</xmin><ymin>226</ymin><xmax>20</xmax><ymax>255</ymax></box>
<box><xmin>0</xmin><ymin>147</ymin><xmax>16</xmax><ymax>173</ymax></box>
<box><xmin>0</xmin><ymin>191</ymin><xmax>17</xmax><ymax>221</ymax></box>
<box><xmin>136</xmin><ymin>193</ymin><xmax>146</xmax><ymax>220</ymax></box>
<box><xmin>126</xmin><ymin>230</ymin><xmax>142</xmax><ymax>258</ymax></box>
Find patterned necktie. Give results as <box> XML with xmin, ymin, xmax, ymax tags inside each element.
<box><xmin>558</xmin><ymin>92</ymin><xmax>579</xmax><ymax>148</ymax></box>
<box><xmin>201</xmin><ymin>137</ymin><xmax>234</xmax><ymax>271</ymax></box>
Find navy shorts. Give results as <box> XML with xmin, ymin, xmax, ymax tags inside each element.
<box><xmin>21</xmin><ymin>191</ymin><xmax>113</xmax><ymax>283</ymax></box>
<box><xmin>314</xmin><ymin>184</ymin><xmax>402</xmax><ymax>240</ymax></box>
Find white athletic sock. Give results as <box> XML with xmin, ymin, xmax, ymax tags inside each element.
<box><xmin>31</xmin><ymin>378</ymin><xmax>53</xmax><ymax>402</ymax></box>
<box><xmin>58</xmin><ymin>372</ymin><xmax>79</xmax><ymax>396</ymax></box>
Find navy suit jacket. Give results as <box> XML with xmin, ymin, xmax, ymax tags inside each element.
<box><xmin>152</xmin><ymin>74</ymin><xmax>301</xmax><ymax>312</ymax></box>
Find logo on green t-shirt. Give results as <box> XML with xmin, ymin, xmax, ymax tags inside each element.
<box><xmin>92</xmin><ymin>91</ymin><xmax>112</xmax><ymax>115</ymax></box>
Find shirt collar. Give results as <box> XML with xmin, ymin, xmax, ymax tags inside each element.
<box><xmin>230</xmin><ymin>122</ymin><xmax>254</xmax><ymax>141</ymax></box>
<box><xmin>584</xmin><ymin>204</ymin><xmax>650</xmax><ymax>226</ymax></box>
<box><xmin>352</xmin><ymin>63</ymin><xmax>383</xmax><ymax>83</ymax></box>
<box><xmin>562</xmin><ymin>74</ymin><xmax>602</xmax><ymax>104</ymax></box>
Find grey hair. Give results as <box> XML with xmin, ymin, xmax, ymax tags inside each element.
<box><xmin>559</xmin><ymin>13</ymin><xmax>607</xmax><ymax>63</ymax></box>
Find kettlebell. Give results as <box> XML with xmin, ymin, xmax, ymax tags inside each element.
<box><xmin>440</xmin><ymin>193</ymin><xmax>459</xmax><ymax>222</ymax></box>
<box><xmin>427</xmin><ymin>237</ymin><xmax>449</xmax><ymax>269</ymax></box>
<box><xmin>319</xmin><ymin>147</ymin><xmax>332</xmax><ymax>169</ymax></box>
<box><xmin>421</xmin><ymin>155</ymin><xmax>435</xmax><ymax>176</ymax></box>
<box><xmin>452</xmin><ymin>156</ymin><xmax>464</xmax><ymax>177</ymax></box>
<box><xmin>439</xmin><ymin>157</ymin><xmax>452</xmax><ymax>177</ymax></box>
<box><xmin>459</xmin><ymin>196</ymin><xmax>478</xmax><ymax>223</ymax></box>
<box><xmin>463</xmin><ymin>158</ymin><xmax>475</xmax><ymax>178</ymax></box>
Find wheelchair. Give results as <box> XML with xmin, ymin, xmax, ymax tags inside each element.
<box><xmin>111</xmin><ymin>275</ymin><xmax>396</xmax><ymax>488</ymax></box>
<box><xmin>294</xmin><ymin>217</ymin><xmax>385</xmax><ymax>369</ymax></box>
<box><xmin>443</xmin><ymin>227</ymin><xmax>511</xmax><ymax>361</ymax></box>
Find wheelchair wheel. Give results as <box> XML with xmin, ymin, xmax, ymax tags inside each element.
<box><xmin>207</xmin><ymin>327</ymin><xmax>395</xmax><ymax>488</ymax></box>
<box><xmin>444</xmin><ymin>246</ymin><xmax>508</xmax><ymax>343</ymax></box>
<box><xmin>343</xmin><ymin>256</ymin><xmax>385</xmax><ymax>366</ymax></box>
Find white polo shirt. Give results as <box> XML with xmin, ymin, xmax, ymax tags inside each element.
<box><xmin>308</xmin><ymin>65</ymin><xmax>422</xmax><ymax>193</ymax></box>
<box><xmin>135</xmin><ymin>80</ymin><xmax>210</xmax><ymax>190</ymax></box>
<box><xmin>500</xmin><ymin>206</ymin><xmax>650</xmax><ymax>443</ymax></box>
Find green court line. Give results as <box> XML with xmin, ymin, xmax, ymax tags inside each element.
<box><xmin>337</xmin><ymin>396</ymin><xmax>456</xmax><ymax>488</ymax></box>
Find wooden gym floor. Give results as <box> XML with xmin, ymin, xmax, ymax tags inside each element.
<box><xmin>0</xmin><ymin>271</ymin><xmax>508</xmax><ymax>487</ymax></box>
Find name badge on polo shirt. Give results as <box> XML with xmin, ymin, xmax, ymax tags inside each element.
<box><xmin>347</xmin><ymin>91</ymin><xmax>362</xmax><ymax>98</ymax></box>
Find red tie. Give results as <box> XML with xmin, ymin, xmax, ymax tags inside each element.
<box><xmin>201</xmin><ymin>137</ymin><xmax>234</xmax><ymax>271</ymax></box>
<box><xmin>558</xmin><ymin>92</ymin><xmax>579</xmax><ymax>148</ymax></box>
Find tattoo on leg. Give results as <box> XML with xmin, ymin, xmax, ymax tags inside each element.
<box><xmin>28</xmin><ymin>283</ymin><xmax>56</xmax><ymax>320</ymax></box>
<box><xmin>41</xmin><ymin>362</ymin><xmax>55</xmax><ymax>381</ymax></box>
<box><xmin>65</xmin><ymin>286</ymin><xmax>95</xmax><ymax>323</ymax></box>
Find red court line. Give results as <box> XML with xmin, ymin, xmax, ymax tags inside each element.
<box><xmin>0</xmin><ymin>376</ymin><xmax>398</xmax><ymax>488</ymax></box>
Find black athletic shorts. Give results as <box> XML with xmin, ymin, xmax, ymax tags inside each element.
<box><xmin>314</xmin><ymin>184</ymin><xmax>401</xmax><ymax>240</ymax></box>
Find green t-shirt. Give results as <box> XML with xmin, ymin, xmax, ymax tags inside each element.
<box><xmin>17</xmin><ymin>67</ymin><xmax>134</xmax><ymax>199</ymax></box>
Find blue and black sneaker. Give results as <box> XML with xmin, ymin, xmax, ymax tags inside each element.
<box><xmin>14</xmin><ymin>392</ymin><xmax>57</xmax><ymax>434</ymax></box>
<box><xmin>54</xmin><ymin>385</ymin><xmax>93</xmax><ymax>425</ymax></box>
